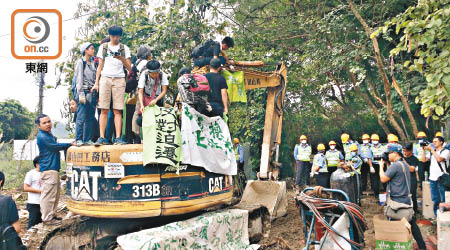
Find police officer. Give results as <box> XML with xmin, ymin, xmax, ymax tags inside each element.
<box><xmin>326</xmin><ymin>140</ymin><xmax>344</xmax><ymax>176</ymax></box>
<box><xmin>342</xmin><ymin>133</ymin><xmax>359</xmax><ymax>161</ymax></box>
<box><xmin>293</xmin><ymin>135</ymin><xmax>312</xmax><ymax>188</ymax></box>
<box><xmin>343</xmin><ymin>144</ymin><xmax>363</xmax><ymax>204</ymax></box>
<box><xmin>370</xmin><ymin>134</ymin><xmax>384</xmax><ymax>198</ymax></box>
<box><xmin>311</xmin><ymin>143</ymin><xmax>329</xmax><ymax>187</ymax></box>
<box><xmin>413</xmin><ymin>131</ymin><xmax>430</xmax><ymax>187</ymax></box>
<box><xmin>360</xmin><ymin>134</ymin><xmax>375</xmax><ymax>196</ymax></box>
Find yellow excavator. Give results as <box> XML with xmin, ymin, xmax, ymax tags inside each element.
<box><xmin>23</xmin><ymin>61</ymin><xmax>288</xmax><ymax>249</ymax></box>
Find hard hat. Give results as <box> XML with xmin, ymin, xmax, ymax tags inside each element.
<box><xmin>329</xmin><ymin>140</ymin><xmax>336</xmax><ymax>145</ymax></box>
<box><xmin>387</xmin><ymin>134</ymin><xmax>399</xmax><ymax>142</ymax></box>
<box><xmin>341</xmin><ymin>133</ymin><xmax>349</xmax><ymax>143</ymax></box>
<box><xmin>371</xmin><ymin>134</ymin><xmax>379</xmax><ymax>140</ymax></box>
<box><xmin>317</xmin><ymin>144</ymin><xmax>325</xmax><ymax>151</ymax></box>
<box><xmin>300</xmin><ymin>135</ymin><xmax>307</xmax><ymax>140</ymax></box>
<box><xmin>435</xmin><ymin>132</ymin><xmax>443</xmax><ymax>137</ymax></box>
<box><xmin>362</xmin><ymin>134</ymin><xmax>370</xmax><ymax>140</ymax></box>
<box><xmin>417</xmin><ymin>131</ymin><xmax>426</xmax><ymax>138</ymax></box>
<box><xmin>349</xmin><ymin>144</ymin><xmax>358</xmax><ymax>151</ymax></box>
<box><xmin>233</xmin><ymin>138</ymin><xmax>239</xmax><ymax>144</ymax></box>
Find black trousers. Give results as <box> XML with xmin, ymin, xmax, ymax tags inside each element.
<box><xmin>367</xmin><ymin>162</ymin><xmax>381</xmax><ymax>198</ymax></box>
<box><xmin>124</xmin><ymin>104</ymin><xmax>135</xmax><ymax>143</ymax></box>
<box><xmin>26</xmin><ymin>203</ymin><xmax>42</xmax><ymax>229</ymax></box>
<box><xmin>314</xmin><ymin>172</ymin><xmax>329</xmax><ymax>188</ymax></box>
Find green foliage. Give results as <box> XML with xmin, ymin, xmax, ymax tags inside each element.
<box><xmin>0</xmin><ymin>99</ymin><xmax>34</xmax><ymax>142</ymax></box>
<box><xmin>380</xmin><ymin>0</ymin><xmax>450</xmax><ymax>119</ymax></box>
<box><xmin>0</xmin><ymin>144</ymin><xmax>32</xmax><ymax>190</ymax></box>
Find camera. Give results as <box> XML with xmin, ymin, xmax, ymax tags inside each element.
<box><xmin>419</xmin><ymin>139</ymin><xmax>430</xmax><ymax>147</ymax></box>
<box><xmin>382</xmin><ymin>152</ymin><xmax>389</xmax><ymax>161</ymax></box>
<box><xmin>113</xmin><ymin>51</ymin><xmax>121</xmax><ymax>57</ymax></box>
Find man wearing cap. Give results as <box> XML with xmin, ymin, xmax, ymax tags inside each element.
<box><xmin>379</xmin><ymin>144</ymin><xmax>426</xmax><ymax>250</ymax></box>
<box><xmin>311</xmin><ymin>144</ymin><xmax>329</xmax><ymax>187</ymax></box>
<box><xmin>413</xmin><ymin>131</ymin><xmax>430</xmax><ymax>187</ymax></box>
<box><xmin>93</xmin><ymin>26</ymin><xmax>132</xmax><ymax>145</ymax></box>
<box><xmin>360</xmin><ymin>134</ymin><xmax>376</xmax><ymax>197</ymax></box>
<box><xmin>293</xmin><ymin>135</ymin><xmax>312</xmax><ymax>188</ymax></box>
<box><xmin>74</xmin><ymin>42</ymin><xmax>97</xmax><ymax>146</ymax></box>
<box><xmin>325</xmin><ymin>140</ymin><xmax>343</xmax><ymax>176</ymax></box>
<box><xmin>138</xmin><ymin>60</ymin><xmax>169</xmax><ymax>114</ymax></box>
<box><xmin>204</xmin><ymin>58</ymin><xmax>228</xmax><ymax>118</ymax></box>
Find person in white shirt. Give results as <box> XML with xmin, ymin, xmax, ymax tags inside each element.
<box><xmin>92</xmin><ymin>26</ymin><xmax>132</xmax><ymax>145</ymax></box>
<box><xmin>24</xmin><ymin>156</ymin><xmax>43</xmax><ymax>229</ymax></box>
<box><xmin>423</xmin><ymin>136</ymin><xmax>450</xmax><ymax>214</ymax></box>
<box><xmin>137</xmin><ymin>60</ymin><xmax>169</xmax><ymax>114</ymax></box>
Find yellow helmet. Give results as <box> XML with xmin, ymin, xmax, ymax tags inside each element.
<box><xmin>300</xmin><ymin>135</ymin><xmax>307</xmax><ymax>140</ymax></box>
<box><xmin>233</xmin><ymin>138</ymin><xmax>239</xmax><ymax>144</ymax></box>
<box><xmin>329</xmin><ymin>140</ymin><xmax>336</xmax><ymax>145</ymax></box>
<box><xmin>349</xmin><ymin>144</ymin><xmax>358</xmax><ymax>151</ymax></box>
<box><xmin>362</xmin><ymin>134</ymin><xmax>370</xmax><ymax>140</ymax></box>
<box><xmin>435</xmin><ymin>132</ymin><xmax>443</xmax><ymax>137</ymax></box>
<box><xmin>317</xmin><ymin>144</ymin><xmax>326</xmax><ymax>151</ymax></box>
<box><xmin>417</xmin><ymin>131</ymin><xmax>426</xmax><ymax>138</ymax></box>
<box><xmin>341</xmin><ymin>133</ymin><xmax>350</xmax><ymax>143</ymax></box>
<box><xmin>371</xmin><ymin>134</ymin><xmax>379</xmax><ymax>140</ymax></box>
<box><xmin>387</xmin><ymin>134</ymin><xmax>399</xmax><ymax>142</ymax></box>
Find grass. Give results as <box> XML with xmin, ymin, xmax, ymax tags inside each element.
<box><xmin>0</xmin><ymin>143</ymin><xmax>33</xmax><ymax>190</ymax></box>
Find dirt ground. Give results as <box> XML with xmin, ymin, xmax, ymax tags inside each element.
<box><xmin>7</xmin><ymin>185</ymin><xmax>437</xmax><ymax>250</ymax></box>
<box><xmin>258</xmin><ymin>188</ymin><xmax>436</xmax><ymax>250</ymax></box>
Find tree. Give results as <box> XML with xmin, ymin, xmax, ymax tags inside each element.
<box><xmin>377</xmin><ymin>0</ymin><xmax>450</xmax><ymax>121</ymax></box>
<box><xmin>0</xmin><ymin>99</ymin><xmax>34</xmax><ymax>142</ymax></box>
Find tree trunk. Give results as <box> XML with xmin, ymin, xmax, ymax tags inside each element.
<box><xmin>346</xmin><ymin>0</ymin><xmax>407</xmax><ymax>141</ymax></box>
<box><xmin>392</xmin><ymin>76</ymin><xmax>419</xmax><ymax>137</ymax></box>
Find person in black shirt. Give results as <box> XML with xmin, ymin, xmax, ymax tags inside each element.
<box><xmin>191</xmin><ymin>37</ymin><xmax>234</xmax><ymax>68</ymax></box>
<box><xmin>204</xmin><ymin>58</ymin><xmax>228</xmax><ymax>117</ymax></box>
<box><xmin>0</xmin><ymin>171</ymin><xmax>21</xmax><ymax>234</ymax></box>
<box><xmin>403</xmin><ymin>143</ymin><xmax>420</xmax><ymax>214</ymax></box>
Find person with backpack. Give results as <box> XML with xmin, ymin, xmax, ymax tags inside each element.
<box><xmin>191</xmin><ymin>37</ymin><xmax>234</xmax><ymax>68</ymax></box>
<box><xmin>92</xmin><ymin>26</ymin><xmax>132</xmax><ymax>145</ymax></box>
<box><xmin>423</xmin><ymin>136</ymin><xmax>450</xmax><ymax>215</ymax></box>
<box><xmin>129</xmin><ymin>45</ymin><xmax>152</xmax><ymax>144</ymax></box>
<box><xmin>137</xmin><ymin>60</ymin><xmax>169</xmax><ymax>114</ymax></box>
<box><xmin>74</xmin><ymin>42</ymin><xmax>98</xmax><ymax>146</ymax></box>
<box><xmin>204</xmin><ymin>58</ymin><xmax>228</xmax><ymax>118</ymax></box>
<box><xmin>0</xmin><ymin>171</ymin><xmax>26</xmax><ymax>250</ymax></box>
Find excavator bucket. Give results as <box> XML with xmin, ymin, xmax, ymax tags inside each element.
<box><xmin>237</xmin><ymin>180</ymin><xmax>288</xmax><ymax>219</ymax></box>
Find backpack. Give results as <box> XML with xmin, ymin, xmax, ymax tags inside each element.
<box><xmin>177</xmin><ymin>74</ymin><xmax>212</xmax><ymax>114</ymax></box>
<box><xmin>190</xmin><ymin>39</ymin><xmax>216</xmax><ymax>59</ymax></box>
<box><xmin>0</xmin><ymin>197</ymin><xmax>26</xmax><ymax>250</ymax></box>
<box><xmin>125</xmin><ymin>59</ymin><xmax>143</xmax><ymax>93</ymax></box>
<box><xmin>71</xmin><ymin>58</ymin><xmax>98</xmax><ymax>101</ymax></box>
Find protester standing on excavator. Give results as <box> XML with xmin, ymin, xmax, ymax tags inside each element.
<box><xmin>204</xmin><ymin>58</ymin><xmax>229</xmax><ymax>119</ymax></box>
<box><xmin>311</xmin><ymin>144</ymin><xmax>329</xmax><ymax>188</ymax></box>
<box><xmin>191</xmin><ymin>37</ymin><xmax>234</xmax><ymax>68</ymax></box>
<box><xmin>92</xmin><ymin>26</ymin><xmax>132</xmax><ymax>145</ymax></box>
<box><xmin>325</xmin><ymin>140</ymin><xmax>343</xmax><ymax>176</ymax></box>
<box><xmin>293</xmin><ymin>135</ymin><xmax>312</xmax><ymax>189</ymax></box>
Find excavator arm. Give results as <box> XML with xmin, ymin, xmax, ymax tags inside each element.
<box><xmin>234</xmin><ymin>62</ymin><xmax>287</xmax><ymax>179</ymax></box>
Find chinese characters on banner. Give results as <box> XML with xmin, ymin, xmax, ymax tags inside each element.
<box><xmin>181</xmin><ymin>103</ymin><xmax>237</xmax><ymax>175</ymax></box>
<box><xmin>142</xmin><ymin>106</ymin><xmax>182</xmax><ymax>169</ymax></box>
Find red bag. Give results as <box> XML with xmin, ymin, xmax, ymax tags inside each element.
<box><xmin>187</xmin><ymin>74</ymin><xmax>210</xmax><ymax>93</ymax></box>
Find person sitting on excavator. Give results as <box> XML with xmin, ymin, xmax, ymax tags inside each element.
<box><xmin>191</xmin><ymin>37</ymin><xmax>234</xmax><ymax>68</ymax></box>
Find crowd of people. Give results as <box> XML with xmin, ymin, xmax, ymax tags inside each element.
<box><xmin>70</xmin><ymin>25</ymin><xmax>234</xmax><ymax>146</ymax></box>
<box><xmin>293</xmin><ymin>131</ymin><xmax>449</xmax><ymax>250</ymax></box>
